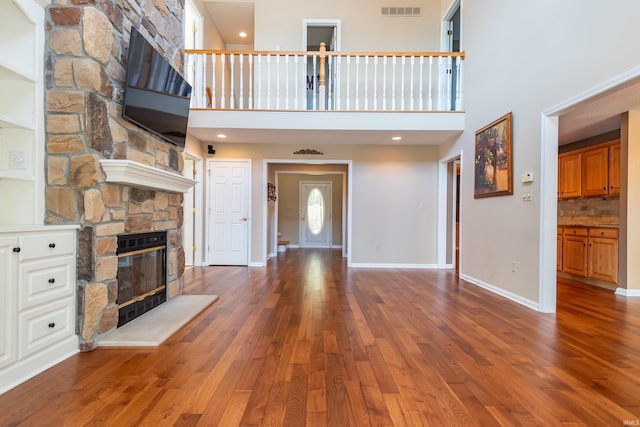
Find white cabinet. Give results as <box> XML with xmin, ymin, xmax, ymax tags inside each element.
<box><xmin>0</xmin><ymin>0</ymin><xmax>45</xmax><ymax>225</ymax></box>
<box><xmin>0</xmin><ymin>226</ymin><xmax>78</xmax><ymax>395</ymax></box>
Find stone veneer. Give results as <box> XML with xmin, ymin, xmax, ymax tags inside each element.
<box><xmin>44</xmin><ymin>0</ymin><xmax>187</xmax><ymax>350</ymax></box>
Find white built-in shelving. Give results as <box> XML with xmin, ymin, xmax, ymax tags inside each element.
<box><xmin>0</xmin><ymin>0</ymin><xmax>44</xmax><ymax>225</ymax></box>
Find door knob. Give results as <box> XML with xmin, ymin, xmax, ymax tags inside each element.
<box><xmin>240</xmin><ymin>217</ymin><xmax>247</xmax><ymax>222</ymax></box>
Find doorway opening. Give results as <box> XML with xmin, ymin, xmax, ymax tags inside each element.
<box><xmin>443</xmin><ymin>1</ymin><xmax>461</xmax><ymax>110</ymax></box>
<box><xmin>265</xmin><ymin>160</ymin><xmax>351</xmax><ymax>265</ymax></box>
<box><xmin>183</xmin><ymin>153</ymin><xmax>203</xmax><ymax>267</ymax></box>
<box><xmin>303</xmin><ymin>19</ymin><xmax>340</xmax><ymax>110</ymax></box>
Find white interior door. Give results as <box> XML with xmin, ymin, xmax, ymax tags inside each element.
<box><xmin>299</xmin><ymin>181</ymin><xmax>332</xmax><ymax>248</ymax></box>
<box><xmin>207</xmin><ymin>160</ymin><xmax>250</xmax><ymax>265</ymax></box>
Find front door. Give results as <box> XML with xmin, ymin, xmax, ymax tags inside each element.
<box><xmin>207</xmin><ymin>160</ymin><xmax>250</xmax><ymax>265</ymax></box>
<box><xmin>299</xmin><ymin>181</ymin><xmax>332</xmax><ymax>248</ymax></box>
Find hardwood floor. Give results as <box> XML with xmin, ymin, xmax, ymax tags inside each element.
<box><xmin>2</xmin><ymin>249</ymin><xmax>640</xmax><ymax>426</ymax></box>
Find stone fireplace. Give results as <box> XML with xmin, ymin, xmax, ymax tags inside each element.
<box><xmin>43</xmin><ymin>0</ymin><xmax>190</xmax><ymax>350</ymax></box>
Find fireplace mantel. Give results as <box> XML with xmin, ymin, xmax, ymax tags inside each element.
<box><xmin>100</xmin><ymin>159</ymin><xmax>196</xmax><ymax>193</ymax></box>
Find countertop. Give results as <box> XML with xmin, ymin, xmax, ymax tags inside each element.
<box><xmin>557</xmin><ymin>217</ymin><xmax>619</xmax><ymax>228</ymax></box>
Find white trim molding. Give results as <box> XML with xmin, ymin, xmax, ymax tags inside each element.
<box><xmin>615</xmin><ymin>288</ymin><xmax>640</xmax><ymax>297</ymax></box>
<box><xmin>460</xmin><ymin>273</ymin><xmax>540</xmax><ymax>311</ymax></box>
<box><xmin>100</xmin><ymin>160</ymin><xmax>196</xmax><ymax>193</ymax></box>
<box><xmin>350</xmin><ymin>263</ymin><xmax>438</xmax><ymax>269</ymax></box>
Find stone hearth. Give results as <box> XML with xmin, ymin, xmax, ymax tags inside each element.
<box><xmin>44</xmin><ymin>0</ymin><xmax>189</xmax><ymax>350</ymax></box>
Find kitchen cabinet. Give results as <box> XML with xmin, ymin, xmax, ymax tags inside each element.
<box><xmin>588</xmin><ymin>227</ymin><xmax>618</xmax><ymax>283</ymax></box>
<box><xmin>557</xmin><ymin>227</ymin><xmax>563</xmax><ymax>271</ymax></box>
<box><xmin>563</xmin><ymin>227</ymin><xmax>588</xmax><ymax>277</ymax></box>
<box><xmin>559</xmin><ymin>226</ymin><xmax>619</xmax><ymax>285</ymax></box>
<box><xmin>581</xmin><ymin>146</ymin><xmax>609</xmax><ymax>197</ymax></box>
<box><xmin>608</xmin><ymin>141</ymin><xmax>621</xmax><ymax>195</ymax></box>
<box><xmin>558</xmin><ymin>152</ymin><xmax>582</xmax><ymax>199</ymax></box>
<box><xmin>558</xmin><ymin>139</ymin><xmax>621</xmax><ymax>200</ymax></box>
<box><xmin>0</xmin><ymin>226</ymin><xmax>78</xmax><ymax>394</ymax></box>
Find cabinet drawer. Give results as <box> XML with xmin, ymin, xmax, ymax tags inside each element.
<box><xmin>589</xmin><ymin>228</ymin><xmax>618</xmax><ymax>239</ymax></box>
<box><xmin>564</xmin><ymin>227</ymin><xmax>588</xmax><ymax>237</ymax></box>
<box><xmin>19</xmin><ymin>232</ymin><xmax>75</xmax><ymax>262</ymax></box>
<box><xmin>19</xmin><ymin>256</ymin><xmax>74</xmax><ymax>310</ymax></box>
<box><xmin>18</xmin><ymin>299</ymin><xmax>74</xmax><ymax>358</ymax></box>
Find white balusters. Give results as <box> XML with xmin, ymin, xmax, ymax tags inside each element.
<box><xmin>419</xmin><ymin>56</ymin><xmax>424</xmax><ymax>111</ymax></box>
<box><xmin>276</xmin><ymin>54</ymin><xmax>280</xmax><ymax>110</ymax></box>
<box><xmin>383</xmin><ymin>56</ymin><xmax>387</xmax><ymax>110</ymax></box>
<box><xmin>184</xmin><ymin>50</ymin><xmax>464</xmax><ymax>112</ymax></box>
<box><xmin>345</xmin><ymin>56</ymin><xmax>350</xmax><ymax>110</ymax></box>
<box><xmin>248</xmin><ymin>54</ymin><xmax>253</xmax><ymax>109</ymax></box>
<box><xmin>220</xmin><ymin>53</ymin><xmax>226</xmax><ymax>108</ymax></box>
<box><xmin>428</xmin><ymin>56</ymin><xmax>433</xmax><ymax>111</ymax></box>
<box><xmin>267</xmin><ymin>54</ymin><xmax>271</xmax><ymax>109</ymax></box>
<box><xmin>391</xmin><ymin>56</ymin><xmax>396</xmax><ymax>111</ymax></box>
<box><xmin>229</xmin><ymin>54</ymin><xmax>235</xmax><ymax>108</ymax></box>
<box><xmin>373</xmin><ymin>56</ymin><xmax>378</xmax><ymax>110</ymax></box>
<box><xmin>410</xmin><ymin>56</ymin><xmax>415</xmax><ymax>111</ymax></box>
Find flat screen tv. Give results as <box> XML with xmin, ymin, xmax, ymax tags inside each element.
<box><xmin>122</xmin><ymin>28</ymin><xmax>192</xmax><ymax>147</ymax></box>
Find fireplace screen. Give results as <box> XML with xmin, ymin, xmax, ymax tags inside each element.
<box><xmin>117</xmin><ymin>232</ymin><xmax>167</xmax><ymax>327</ymax></box>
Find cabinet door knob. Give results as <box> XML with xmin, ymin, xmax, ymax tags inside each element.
<box><xmin>12</xmin><ymin>247</ymin><xmax>21</xmax><ymax>253</ymax></box>
<box><xmin>48</xmin><ymin>322</ymin><xmax>55</xmax><ymax>328</ymax></box>
<box><xmin>48</xmin><ymin>243</ymin><xmax>56</xmax><ymax>249</ymax></box>
<box><xmin>48</xmin><ymin>278</ymin><xmax>55</xmax><ymax>284</ymax></box>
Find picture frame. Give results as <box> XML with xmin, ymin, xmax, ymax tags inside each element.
<box><xmin>474</xmin><ymin>112</ymin><xmax>513</xmax><ymax>198</ymax></box>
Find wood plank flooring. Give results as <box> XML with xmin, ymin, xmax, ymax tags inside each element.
<box><xmin>2</xmin><ymin>248</ymin><xmax>640</xmax><ymax>425</ymax></box>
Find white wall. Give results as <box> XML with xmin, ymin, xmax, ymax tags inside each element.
<box><xmin>254</xmin><ymin>0</ymin><xmax>442</xmax><ymax>51</ymax></box>
<box><xmin>209</xmin><ymin>143</ymin><xmax>439</xmax><ymax>266</ymax></box>
<box><xmin>439</xmin><ymin>0</ymin><xmax>640</xmax><ymax>304</ymax></box>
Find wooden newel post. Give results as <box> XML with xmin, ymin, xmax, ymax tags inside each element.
<box><xmin>319</xmin><ymin>42</ymin><xmax>326</xmax><ymax>110</ymax></box>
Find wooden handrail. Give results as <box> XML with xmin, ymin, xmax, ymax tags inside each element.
<box><xmin>184</xmin><ymin>48</ymin><xmax>466</xmax><ymax>60</ymax></box>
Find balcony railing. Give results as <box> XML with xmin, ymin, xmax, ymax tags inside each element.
<box><xmin>184</xmin><ymin>45</ymin><xmax>465</xmax><ymax>112</ymax></box>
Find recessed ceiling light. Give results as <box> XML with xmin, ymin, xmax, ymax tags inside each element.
<box><xmin>239</xmin><ymin>32</ymin><xmax>247</xmax><ymax>38</ymax></box>
<box><xmin>392</xmin><ymin>136</ymin><xmax>402</xmax><ymax>141</ymax></box>
<box><xmin>217</xmin><ymin>134</ymin><xmax>227</xmax><ymax>139</ymax></box>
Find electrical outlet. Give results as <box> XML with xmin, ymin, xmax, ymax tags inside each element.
<box><xmin>512</xmin><ymin>262</ymin><xmax>516</xmax><ymax>272</ymax></box>
<box><xmin>374</xmin><ymin>243</ymin><xmax>380</xmax><ymax>251</ymax></box>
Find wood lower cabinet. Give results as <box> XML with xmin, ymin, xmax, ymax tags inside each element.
<box><xmin>557</xmin><ymin>227</ymin><xmax>563</xmax><ymax>271</ymax></box>
<box><xmin>588</xmin><ymin>228</ymin><xmax>618</xmax><ymax>283</ymax></box>
<box><xmin>560</xmin><ymin>226</ymin><xmax>619</xmax><ymax>285</ymax></box>
<box><xmin>563</xmin><ymin>227</ymin><xmax>588</xmax><ymax>277</ymax></box>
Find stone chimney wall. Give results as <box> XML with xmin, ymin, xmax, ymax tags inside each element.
<box><xmin>44</xmin><ymin>0</ymin><xmax>187</xmax><ymax>350</ymax></box>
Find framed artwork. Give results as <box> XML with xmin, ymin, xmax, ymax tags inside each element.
<box><xmin>474</xmin><ymin>112</ymin><xmax>513</xmax><ymax>198</ymax></box>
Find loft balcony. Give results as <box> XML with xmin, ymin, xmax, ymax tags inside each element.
<box><xmin>185</xmin><ymin>47</ymin><xmax>465</xmax><ymax>145</ymax></box>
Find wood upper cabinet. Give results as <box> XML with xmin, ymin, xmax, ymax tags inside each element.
<box><xmin>581</xmin><ymin>146</ymin><xmax>609</xmax><ymax>197</ymax></box>
<box><xmin>558</xmin><ymin>139</ymin><xmax>621</xmax><ymax>200</ymax></box>
<box><xmin>558</xmin><ymin>152</ymin><xmax>582</xmax><ymax>199</ymax></box>
<box><xmin>608</xmin><ymin>140</ymin><xmax>621</xmax><ymax>195</ymax></box>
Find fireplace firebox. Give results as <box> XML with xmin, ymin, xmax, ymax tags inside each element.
<box><xmin>116</xmin><ymin>232</ymin><xmax>167</xmax><ymax>327</ymax></box>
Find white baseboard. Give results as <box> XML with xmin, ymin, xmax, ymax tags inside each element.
<box><xmin>459</xmin><ymin>273</ymin><xmax>540</xmax><ymax>311</ymax></box>
<box><xmin>615</xmin><ymin>287</ymin><xmax>640</xmax><ymax>297</ymax></box>
<box><xmin>349</xmin><ymin>263</ymin><xmax>438</xmax><ymax>269</ymax></box>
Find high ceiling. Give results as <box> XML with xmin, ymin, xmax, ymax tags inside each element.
<box><xmin>198</xmin><ymin>1</ymin><xmax>640</xmax><ymax>146</ymax></box>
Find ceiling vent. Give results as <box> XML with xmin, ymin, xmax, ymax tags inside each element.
<box><xmin>381</xmin><ymin>7</ymin><xmax>421</xmax><ymax>17</ymax></box>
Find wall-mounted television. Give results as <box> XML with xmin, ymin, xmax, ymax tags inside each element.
<box><xmin>122</xmin><ymin>28</ymin><xmax>192</xmax><ymax>147</ymax></box>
